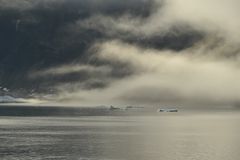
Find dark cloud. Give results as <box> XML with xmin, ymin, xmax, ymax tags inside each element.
<box><xmin>0</xmin><ymin>0</ymin><xmax>164</xmax><ymax>93</ymax></box>
<box><xmin>125</xmin><ymin>26</ymin><xmax>204</xmax><ymax>51</ymax></box>
<box><xmin>1</xmin><ymin>0</ymin><xmax>238</xmax><ymax>107</ymax></box>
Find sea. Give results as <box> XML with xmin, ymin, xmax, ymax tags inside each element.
<box><xmin>0</xmin><ymin>106</ymin><xmax>240</xmax><ymax>160</ymax></box>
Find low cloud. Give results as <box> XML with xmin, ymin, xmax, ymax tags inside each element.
<box><xmin>52</xmin><ymin>41</ymin><xmax>240</xmax><ymax>107</ymax></box>
<box><xmin>1</xmin><ymin>0</ymin><xmax>240</xmax><ymax>108</ymax></box>
<box><xmin>30</xmin><ymin>64</ymin><xmax>112</xmax><ymax>77</ymax></box>
<box><xmin>77</xmin><ymin>0</ymin><xmax>240</xmax><ymax>44</ymax></box>
<box><xmin>164</xmin><ymin>0</ymin><xmax>240</xmax><ymax>42</ymax></box>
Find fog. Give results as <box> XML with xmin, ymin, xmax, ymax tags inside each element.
<box><xmin>0</xmin><ymin>0</ymin><xmax>239</xmax><ymax>107</ymax></box>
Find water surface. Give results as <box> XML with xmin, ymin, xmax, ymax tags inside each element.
<box><xmin>0</xmin><ymin>109</ymin><xmax>240</xmax><ymax>160</ymax></box>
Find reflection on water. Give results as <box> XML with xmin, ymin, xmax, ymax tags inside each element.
<box><xmin>0</xmin><ymin>111</ymin><xmax>240</xmax><ymax>160</ymax></box>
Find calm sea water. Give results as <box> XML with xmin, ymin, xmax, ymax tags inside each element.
<box><xmin>0</xmin><ymin>108</ymin><xmax>240</xmax><ymax>160</ymax></box>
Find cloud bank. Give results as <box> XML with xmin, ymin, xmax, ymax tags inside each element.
<box><xmin>52</xmin><ymin>41</ymin><xmax>240</xmax><ymax>107</ymax></box>
<box><xmin>0</xmin><ymin>0</ymin><xmax>240</xmax><ymax>107</ymax></box>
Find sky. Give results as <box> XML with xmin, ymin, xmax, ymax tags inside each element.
<box><xmin>0</xmin><ymin>0</ymin><xmax>240</xmax><ymax>108</ymax></box>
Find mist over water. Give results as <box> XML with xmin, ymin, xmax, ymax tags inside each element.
<box><xmin>0</xmin><ymin>108</ymin><xmax>240</xmax><ymax>160</ymax></box>
<box><xmin>0</xmin><ymin>0</ymin><xmax>240</xmax><ymax>159</ymax></box>
<box><xmin>0</xmin><ymin>0</ymin><xmax>239</xmax><ymax>107</ymax></box>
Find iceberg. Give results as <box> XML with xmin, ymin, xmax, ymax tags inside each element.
<box><xmin>158</xmin><ymin>108</ymin><xmax>178</xmax><ymax>112</ymax></box>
